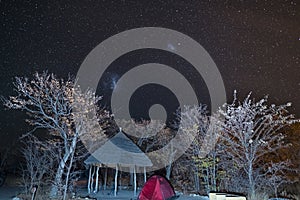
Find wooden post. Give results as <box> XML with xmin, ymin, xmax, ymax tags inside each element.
<box><xmin>87</xmin><ymin>166</ymin><xmax>92</xmax><ymax>193</ymax></box>
<box><xmin>114</xmin><ymin>164</ymin><xmax>118</xmax><ymax>196</ymax></box>
<box><xmin>91</xmin><ymin>165</ymin><xmax>96</xmax><ymax>193</ymax></box>
<box><xmin>95</xmin><ymin>165</ymin><xmax>100</xmax><ymax>193</ymax></box>
<box><xmin>144</xmin><ymin>167</ymin><xmax>147</xmax><ymax>183</ymax></box>
<box><xmin>133</xmin><ymin>165</ymin><xmax>137</xmax><ymax>196</ymax></box>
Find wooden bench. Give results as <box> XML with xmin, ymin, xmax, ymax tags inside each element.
<box><xmin>209</xmin><ymin>192</ymin><xmax>247</xmax><ymax>200</ymax></box>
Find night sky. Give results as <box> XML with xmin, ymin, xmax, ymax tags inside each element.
<box><xmin>0</xmin><ymin>1</ymin><xmax>299</xmax><ymax>151</ymax></box>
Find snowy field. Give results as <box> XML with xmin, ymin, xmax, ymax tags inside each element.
<box><xmin>75</xmin><ymin>189</ymin><xmax>209</xmax><ymax>200</ymax></box>
<box><xmin>0</xmin><ymin>186</ymin><xmax>23</xmax><ymax>200</ymax></box>
<box><xmin>0</xmin><ymin>186</ymin><xmax>293</xmax><ymax>200</ymax></box>
<box><xmin>0</xmin><ymin>186</ymin><xmax>209</xmax><ymax>200</ymax></box>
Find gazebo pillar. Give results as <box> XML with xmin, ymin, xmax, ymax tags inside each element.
<box><xmin>114</xmin><ymin>164</ymin><xmax>118</xmax><ymax>196</ymax></box>
<box><xmin>87</xmin><ymin>165</ymin><xmax>92</xmax><ymax>193</ymax></box>
<box><xmin>95</xmin><ymin>165</ymin><xmax>100</xmax><ymax>193</ymax></box>
<box><xmin>144</xmin><ymin>166</ymin><xmax>147</xmax><ymax>183</ymax></box>
<box><xmin>133</xmin><ymin>165</ymin><xmax>137</xmax><ymax>196</ymax></box>
<box><xmin>90</xmin><ymin>165</ymin><xmax>96</xmax><ymax>192</ymax></box>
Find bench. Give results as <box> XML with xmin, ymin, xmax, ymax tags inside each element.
<box><xmin>209</xmin><ymin>192</ymin><xmax>247</xmax><ymax>200</ymax></box>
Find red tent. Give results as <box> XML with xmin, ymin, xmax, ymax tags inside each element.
<box><xmin>138</xmin><ymin>175</ymin><xmax>177</xmax><ymax>200</ymax></box>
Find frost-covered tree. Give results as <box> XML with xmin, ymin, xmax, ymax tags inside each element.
<box><xmin>265</xmin><ymin>161</ymin><xmax>294</xmax><ymax>198</ymax></box>
<box><xmin>20</xmin><ymin>135</ymin><xmax>55</xmax><ymax>195</ymax></box>
<box><xmin>117</xmin><ymin>105</ymin><xmax>204</xmax><ymax>181</ymax></box>
<box><xmin>116</xmin><ymin>119</ymin><xmax>165</xmax><ymax>153</ymax></box>
<box><xmin>2</xmin><ymin>72</ymin><xmax>109</xmax><ymax>199</ymax></box>
<box><xmin>218</xmin><ymin>91</ymin><xmax>299</xmax><ymax>199</ymax></box>
<box><xmin>117</xmin><ymin>118</ymin><xmax>176</xmax><ymax>179</ymax></box>
<box><xmin>174</xmin><ymin>105</ymin><xmax>223</xmax><ymax>193</ymax></box>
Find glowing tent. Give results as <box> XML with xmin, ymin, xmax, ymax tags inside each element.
<box><xmin>138</xmin><ymin>175</ymin><xmax>178</xmax><ymax>200</ymax></box>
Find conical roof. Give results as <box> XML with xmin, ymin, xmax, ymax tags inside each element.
<box><xmin>84</xmin><ymin>130</ymin><xmax>152</xmax><ymax>167</ymax></box>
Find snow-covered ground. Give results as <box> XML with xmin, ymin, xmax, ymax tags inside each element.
<box><xmin>0</xmin><ymin>186</ymin><xmax>209</xmax><ymax>200</ymax></box>
<box><xmin>0</xmin><ymin>186</ymin><xmax>292</xmax><ymax>200</ymax></box>
<box><xmin>0</xmin><ymin>186</ymin><xmax>23</xmax><ymax>200</ymax></box>
<box><xmin>75</xmin><ymin>188</ymin><xmax>209</xmax><ymax>200</ymax></box>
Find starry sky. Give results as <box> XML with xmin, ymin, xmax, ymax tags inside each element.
<box><xmin>0</xmin><ymin>0</ymin><xmax>299</xmax><ymax>150</ymax></box>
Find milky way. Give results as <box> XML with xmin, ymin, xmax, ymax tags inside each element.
<box><xmin>0</xmin><ymin>1</ymin><xmax>299</xmax><ymax>146</ymax></box>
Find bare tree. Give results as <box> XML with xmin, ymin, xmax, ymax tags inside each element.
<box><xmin>115</xmin><ymin>119</ymin><xmax>164</xmax><ymax>153</ymax></box>
<box><xmin>116</xmin><ymin>119</ymin><xmax>176</xmax><ymax>179</ymax></box>
<box><xmin>20</xmin><ymin>135</ymin><xmax>55</xmax><ymax>195</ymax></box>
<box><xmin>218</xmin><ymin>91</ymin><xmax>299</xmax><ymax>199</ymax></box>
<box><xmin>175</xmin><ymin>105</ymin><xmax>223</xmax><ymax>194</ymax></box>
<box><xmin>117</xmin><ymin>118</ymin><xmax>186</xmax><ymax>179</ymax></box>
<box><xmin>2</xmin><ymin>72</ymin><xmax>109</xmax><ymax>199</ymax></box>
<box><xmin>265</xmin><ymin>161</ymin><xmax>295</xmax><ymax>198</ymax></box>
<box><xmin>0</xmin><ymin>142</ymin><xmax>13</xmax><ymax>187</ymax></box>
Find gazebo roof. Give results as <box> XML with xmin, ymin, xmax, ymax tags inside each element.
<box><xmin>84</xmin><ymin>130</ymin><xmax>152</xmax><ymax>167</ymax></box>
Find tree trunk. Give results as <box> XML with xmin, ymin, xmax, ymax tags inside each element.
<box><xmin>248</xmin><ymin>163</ymin><xmax>255</xmax><ymax>199</ymax></box>
<box><xmin>50</xmin><ymin>155</ymin><xmax>68</xmax><ymax>198</ymax></box>
<box><xmin>50</xmin><ymin>133</ymin><xmax>78</xmax><ymax>198</ymax></box>
<box><xmin>166</xmin><ymin>144</ymin><xmax>175</xmax><ymax>180</ymax></box>
<box><xmin>212</xmin><ymin>153</ymin><xmax>217</xmax><ymax>191</ymax></box>
<box><xmin>166</xmin><ymin>164</ymin><xmax>172</xmax><ymax>180</ymax></box>
<box><xmin>193</xmin><ymin>170</ymin><xmax>200</xmax><ymax>192</ymax></box>
<box><xmin>63</xmin><ymin>135</ymin><xmax>78</xmax><ymax>200</ymax></box>
<box><xmin>206</xmin><ymin>167</ymin><xmax>210</xmax><ymax>192</ymax></box>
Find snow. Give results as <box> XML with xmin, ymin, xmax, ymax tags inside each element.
<box><xmin>0</xmin><ymin>186</ymin><xmax>22</xmax><ymax>200</ymax></box>
<box><xmin>74</xmin><ymin>188</ymin><xmax>209</xmax><ymax>200</ymax></box>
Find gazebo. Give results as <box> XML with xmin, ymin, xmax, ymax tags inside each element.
<box><xmin>84</xmin><ymin>128</ymin><xmax>153</xmax><ymax>196</ymax></box>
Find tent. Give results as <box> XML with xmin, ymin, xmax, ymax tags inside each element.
<box><xmin>138</xmin><ymin>175</ymin><xmax>178</xmax><ymax>200</ymax></box>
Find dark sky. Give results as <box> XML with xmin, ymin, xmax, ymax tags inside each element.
<box><xmin>0</xmin><ymin>0</ymin><xmax>299</xmax><ymax>149</ymax></box>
